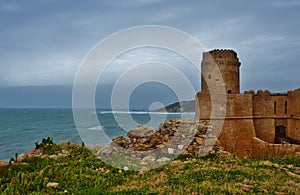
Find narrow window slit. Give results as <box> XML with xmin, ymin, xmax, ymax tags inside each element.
<box><xmin>285</xmin><ymin>101</ymin><xmax>287</xmax><ymax>114</ymax></box>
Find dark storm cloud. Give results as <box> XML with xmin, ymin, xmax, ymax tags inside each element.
<box><xmin>0</xmin><ymin>0</ymin><xmax>299</xmax><ymax>93</ymax></box>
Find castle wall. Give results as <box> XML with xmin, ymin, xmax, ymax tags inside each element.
<box><xmin>288</xmin><ymin>89</ymin><xmax>300</xmax><ymax>117</ymax></box>
<box><xmin>250</xmin><ymin>89</ymin><xmax>300</xmax><ymax>142</ymax></box>
<box><xmin>218</xmin><ymin>94</ymin><xmax>256</xmax><ymax>156</ymax></box>
<box><xmin>196</xmin><ymin>89</ymin><xmax>300</xmax><ymax>157</ymax></box>
<box><xmin>226</xmin><ymin>94</ymin><xmax>253</xmax><ymax>117</ymax></box>
<box><xmin>287</xmin><ymin>119</ymin><xmax>300</xmax><ymax>140</ymax></box>
<box><xmin>252</xmin><ymin>137</ymin><xmax>300</xmax><ymax>158</ymax></box>
<box><xmin>287</xmin><ymin>89</ymin><xmax>300</xmax><ymax>140</ymax></box>
<box><xmin>253</xmin><ymin>119</ymin><xmax>275</xmax><ymax>143</ymax></box>
<box><xmin>195</xmin><ymin>92</ymin><xmax>211</xmax><ymax>119</ymax></box>
<box><xmin>195</xmin><ymin>49</ymin><xmax>300</xmax><ymax>157</ymax></box>
<box><xmin>251</xmin><ymin>90</ymin><xmax>288</xmax><ymax>143</ymax></box>
<box><xmin>219</xmin><ymin>119</ymin><xmax>256</xmax><ymax>156</ymax></box>
<box><xmin>197</xmin><ymin>93</ymin><xmax>256</xmax><ymax>156</ymax></box>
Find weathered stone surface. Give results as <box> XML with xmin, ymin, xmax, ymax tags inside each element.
<box><xmin>167</xmin><ymin>148</ymin><xmax>174</xmax><ymax>154</ymax></box>
<box><xmin>46</xmin><ymin>182</ymin><xmax>59</xmax><ymax>188</ymax></box>
<box><xmin>141</xmin><ymin>156</ymin><xmax>155</xmax><ymax>162</ymax></box>
<box><xmin>127</xmin><ymin>125</ymin><xmax>155</xmax><ymax>139</ymax></box>
<box><xmin>0</xmin><ymin>160</ymin><xmax>9</xmax><ymax>167</ymax></box>
<box><xmin>156</xmin><ymin>157</ymin><xmax>170</xmax><ymax>163</ymax></box>
<box><xmin>98</xmin><ymin>118</ymin><xmax>220</xmax><ymax>158</ymax></box>
<box><xmin>28</xmin><ymin>149</ymin><xmax>42</xmax><ymax>157</ymax></box>
<box><xmin>195</xmin><ymin>49</ymin><xmax>300</xmax><ymax>158</ymax></box>
<box><xmin>252</xmin><ymin>137</ymin><xmax>300</xmax><ymax>158</ymax></box>
<box><xmin>195</xmin><ymin>137</ymin><xmax>203</xmax><ymax>145</ymax></box>
<box><xmin>112</xmin><ymin>136</ymin><xmax>129</xmax><ymax>149</ymax></box>
<box><xmin>17</xmin><ymin>153</ymin><xmax>28</xmax><ymax>163</ymax></box>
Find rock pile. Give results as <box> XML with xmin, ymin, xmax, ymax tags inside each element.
<box><xmin>95</xmin><ymin>118</ymin><xmax>224</xmax><ymax>170</ymax></box>
<box><xmin>107</xmin><ymin>118</ymin><xmax>222</xmax><ymax>155</ymax></box>
<box><xmin>4</xmin><ymin>144</ymin><xmax>73</xmax><ymax>165</ymax></box>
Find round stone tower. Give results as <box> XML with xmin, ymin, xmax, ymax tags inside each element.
<box><xmin>201</xmin><ymin>49</ymin><xmax>241</xmax><ymax>94</ymax></box>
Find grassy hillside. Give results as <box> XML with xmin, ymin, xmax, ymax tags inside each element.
<box><xmin>1</xmin><ymin>141</ymin><xmax>300</xmax><ymax>194</ymax></box>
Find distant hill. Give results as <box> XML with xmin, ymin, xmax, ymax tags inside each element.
<box><xmin>151</xmin><ymin>100</ymin><xmax>195</xmax><ymax>113</ymax></box>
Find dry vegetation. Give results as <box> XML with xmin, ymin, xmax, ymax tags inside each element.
<box><xmin>0</xmin><ymin>139</ymin><xmax>300</xmax><ymax>194</ymax></box>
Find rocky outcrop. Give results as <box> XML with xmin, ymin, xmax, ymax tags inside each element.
<box><xmin>104</xmin><ymin>118</ymin><xmax>222</xmax><ymax>155</ymax></box>
<box><xmin>5</xmin><ymin>143</ymin><xmax>72</xmax><ymax>165</ymax></box>
<box><xmin>95</xmin><ymin>118</ymin><xmax>223</xmax><ymax>171</ymax></box>
<box><xmin>0</xmin><ymin>160</ymin><xmax>9</xmax><ymax>168</ymax></box>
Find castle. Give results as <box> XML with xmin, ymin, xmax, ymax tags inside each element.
<box><xmin>195</xmin><ymin>49</ymin><xmax>300</xmax><ymax>158</ymax></box>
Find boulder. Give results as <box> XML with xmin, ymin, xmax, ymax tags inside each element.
<box><xmin>127</xmin><ymin>125</ymin><xmax>155</xmax><ymax>140</ymax></box>
<box><xmin>0</xmin><ymin>160</ymin><xmax>9</xmax><ymax>168</ymax></box>
<box><xmin>195</xmin><ymin>137</ymin><xmax>203</xmax><ymax>145</ymax></box>
<box><xmin>28</xmin><ymin>149</ymin><xmax>42</xmax><ymax>157</ymax></box>
<box><xmin>141</xmin><ymin>156</ymin><xmax>155</xmax><ymax>162</ymax></box>
<box><xmin>112</xmin><ymin>136</ymin><xmax>129</xmax><ymax>148</ymax></box>
<box><xmin>46</xmin><ymin>182</ymin><xmax>59</xmax><ymax>188</ymax></box>
<box><xmin>17</xmin><ymin>153</ymin><xmax>28</xmax><ymax>163</ymax></box>
<box><xmin>156</xmin><ymin>157</ymin><xmax>170</xmax><ymax>163</ymax></box>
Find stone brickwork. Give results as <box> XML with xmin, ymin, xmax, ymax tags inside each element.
<box><xmin>201</xmin><ymin>49</ymin><xmax>240</xmax><ymax>95</ymax></box>
<box><xmin>252</xmin><ymin>137</ymin><xmax>300</xmax><ymax>158</ymax></box>
<box><xmin>195</xmin><ymin>49</ymin><xmax>300</xmax><ymax>158</ymax></box>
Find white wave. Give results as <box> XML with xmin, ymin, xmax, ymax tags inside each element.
<box><xmin>98</xmin><ymin>110</ymin><xmax>194</xmax><ymax>115</ymax></box>
<box><xmin>97</xmin><ymin>111</ymin><xmax>113</xmax><ymax>114</ymax></box>
<box><xmin>87</xmin><ymin>125</ymin><xmax>103</xmax><ymax>130</ymax></box>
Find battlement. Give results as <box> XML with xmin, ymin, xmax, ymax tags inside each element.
<box><xmin>288</xmin><ymin>88</ymin><xmax>300</xmax><ymax>96</ymax></box>
<box><xmin>203</xmin><ymin>49</ymin><xmax>239</xmax><ymax>60</ymax></box>
<box><xmin>245</xmin><ymin>89</ymin><xmax>272</xmax><ymax>96</ymax></box>
<box><xmin>244</xmin><ymin>89</ymin><xmax>300</xmax><ymax>97</ymax></box>
<box><xmin>209</xmin><ymin>49</ymin><xmax>237</xmax><ymax>54</ymax></box>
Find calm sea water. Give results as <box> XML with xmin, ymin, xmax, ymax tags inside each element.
<box><xmin>0</xmin><ymin>109</ymin><xmax>194</xmax><ymax>161</ymax></box>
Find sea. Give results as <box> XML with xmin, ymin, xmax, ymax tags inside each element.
<box><xmin>0</xmin><ymin>109</ymin><xmax>194</xmax><ymax>161</ymax></box>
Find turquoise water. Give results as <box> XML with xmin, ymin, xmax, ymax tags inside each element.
<box><xmin>0</xmin><ymin>109</ymin><xmax>194</xmax><ymax>161</ymax></box>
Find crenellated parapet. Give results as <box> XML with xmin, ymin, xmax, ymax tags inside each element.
<box><xmin>244</xmin><ymin>89</ymin><xmax>292</xmax><ymax>97</ymax></box>
<box><xmin>255</xmin><ymin>90</ymin><xmax>271</xmax><ymax>97</ymax></box>
<box><xmin>287</xmin><ymin>88</ymin><xmax>300</xmax><ymax>96</ymax></box>
<box><xmin>202</xmin><ymin>49</ymin><xmax>241</xmax><ymax>66</ymax></box>
<box><xmin>244</xmin><ymin>90</ymin><xmax>255</xmax><ymax>95</ymax></box>
<box><xmin>205</xmin><ymin>49</ymin><xmax>238</xmax><ymax>57</ymax></box>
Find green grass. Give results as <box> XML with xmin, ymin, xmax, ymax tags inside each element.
<box><xmin>1</xmin><ymin>141</ymin><xmax>300</xmax><ymax>194</ymax></box>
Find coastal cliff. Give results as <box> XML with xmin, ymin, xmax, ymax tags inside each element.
<box><xmin>152</xmin><ymin>100</ymin><xmax>195</xmax><ymax>113</ymax></box>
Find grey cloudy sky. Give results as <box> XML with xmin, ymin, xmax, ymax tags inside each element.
<box><xmin>0</xmin><ymin>0</ymin><xmax>300</xmax><ymax>92</ymax></box>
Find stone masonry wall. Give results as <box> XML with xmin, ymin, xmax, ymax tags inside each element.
<box><xmin>252</xmin><ymin>137</ymin><xmax>300</xmax><ymax>158</ymax></box>
<box><xmin>195</xmin><ymin>49</ymin><xmax>300</xmax><ymax>158</ymax></box>
<box><xmin>287</xmin><ymin>89</ymin><xmax>300</xmax><ymax>140</ymax></box>
<box><xmin>219</xmin><ymin>119</ymin><xmax>256</xmax><ymax>157</ymax></box>
<box><xmin>197</xmin><ymin>93</ymin><xmax>256</xmax><ymax>156</ymax></box>
<box><xmin>201</xmin><ymin>49</ymin><xmax>240</xmax><ymax>95</ymax></box>
<box><xmin>288</xmin><ymin>119</ymin><xmax>300</xmax><ymax>140</ymax></box>
<box><xmin>217</xmin><ymin>94</ymin><xmax>256</xmax><ymax>156</ymax></box>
